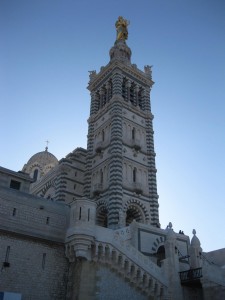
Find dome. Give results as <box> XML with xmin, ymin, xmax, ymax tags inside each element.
<box><xmin>22</xmin><ymin>147</ymin><xmax>58</xmax><ymax>181</ymax></box>
<box><xmin>26</xmin><ymin>149</ymin><xmax>58</xmax><ymax>166</ymax></box>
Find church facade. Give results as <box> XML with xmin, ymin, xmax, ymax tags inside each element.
<box><xmin>0</xmin><ymin>17</ymin><xmax>224</xmax><ymax>300</ymax></box>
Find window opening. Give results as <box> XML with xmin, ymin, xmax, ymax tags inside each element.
<box><xmin>132</xmin><ymin>127</ymin><xmax>135</xmax><ymax>140</ymax></box>
<box><xmin>10</xmin><ymin>180</ymin><xmax>21</xmax><ymax>190</ymax></box>
<box><xmin>79</xmin><ymin>207</ymin><xmax>82</xmax><ymax>220</ymax></box>
<box><xmin>5</xmin><ymin>246</ymin><xmax>10</xmax><ymax>262</ymax></box>
<box><xmin>42</xmin><ymin>253</ymin><xmax>46</xmax><ymax>270</ymax></box>
<box><xmin>133</xmin><ymin>168</ymin><xmax>136</xmax><ymax>182</ymax></box>
<box><xmin>33</xmin><ymin>169</ymin><xmax>39</xmax><ymax>181</ymax></box>
<box><xmin>12</xmin><ymin>208</ymin><xmax>16</xmax><ymax>216</ymax></box>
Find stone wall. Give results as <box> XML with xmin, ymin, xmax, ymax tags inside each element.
<box><xmin>0</xmin><ymin>231</ymin><xmax>69</xmax><ymax>300</ymax></box>
<box><xmin>96</xmin><ymin>264</ymin><xmax>148</xmax><ymax>300</ymax></box>
<box><xmin>67</xmin><ymin>260</ymin><xmax>148</xmax><ymax>300</ymax></box>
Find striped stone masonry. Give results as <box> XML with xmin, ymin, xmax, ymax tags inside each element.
<box><xmin>86</xmin><ymin>43</ymin><xmax>159</xmax><ymax>229</ymax></box>
<box><xmin>108</xmin><ymin>98</ymin><xmax>123</xmax><ymax>228</ymax></box>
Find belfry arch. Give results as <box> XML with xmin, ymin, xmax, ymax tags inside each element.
<box><xmin>126</xmin><ymin>205</ymin><xmax>143</xmax><ymax>225</ymax></box>
<box><xmin>124</xmin><ymin>199</ymin><xmax>150</xmax><ymax>225</ymax></box>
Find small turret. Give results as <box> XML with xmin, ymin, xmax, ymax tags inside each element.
<box><xmin>165</xmin><ymin>222</ymin><xmax>177</xmax><ymax>257</ymax></box>
<box><xmin>66</xmin><ymin>198</ymin><xmax>97</xmax><ymax>261</ymax></box>
<box><xmin>189</xmin><ymin>229</ymin><xmax>202</xmax><ymax>269</ymax></box>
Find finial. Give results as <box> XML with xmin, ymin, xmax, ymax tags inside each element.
<box><xmin>144</xmin><ymin>65</ymin><xmax>153</xmax><ymax>79</ymax></box>
<box><xmin>192</xmin><ymin>229</ymin><xmax>196</xmax><ymax>235</ymax></box>
<box><xmin>88</xmin><ymin>70</ymin><xmax>97</xmax><ymax>82</ymax></box>
<box><xmin>115</xmin><ymin>16</ymin><xmax>130</xmax><ymax>41</ymax></box>
<box><xmin>45</xmin><ymin>140</ymin><xmax>49</xmax><ymax>151</ymax></box>
<box><xmin>168</xmin><ymin>222</ymin><xmax>173</xmax><ymax>229</ymax></box>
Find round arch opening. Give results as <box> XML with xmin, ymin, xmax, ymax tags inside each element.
<box><xmin>156</xmin><ymin>245</ymin><xmax>165</xmax><ymax>267</ymax></box>
<box><xmin>96</xmin><ymin>206</ymin><xmax>108</xmax><ymax>228</ymax></box>
<box><xmin>125</xmin><ymin>205</ymin><xmax>143</xmax><ymax>226</ymax></box>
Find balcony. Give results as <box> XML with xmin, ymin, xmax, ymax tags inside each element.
<box><xmin>132</xmin><ymin>182</ymin><xmax>143</xmax><ymax>194</ymax></box>
<box><xmin>92</xmin><ymin>183</ymin><xmax>103</xmax><ymax>196</ymax></box>
<box><xmin>179</xmin><ymin>268</ymin><xmax>202</xmax><ymax>286</ymax></box>
<box><xmin>95</xmin><ymin>141</ymin><xmax>104</xmax><ymax>153</ymax></box>
<box><xmin>131</xmin><ymin>139</ymin><xmax>141</xmax><ymax>151</ymax></box>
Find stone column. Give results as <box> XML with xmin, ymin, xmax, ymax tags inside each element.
<box><xmin>112</xmin><ymin>70</ymin><xmax>123</xmax><ymax>96</ymax></box>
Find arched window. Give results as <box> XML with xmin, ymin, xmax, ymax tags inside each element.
<box><xmin>33</xmin><ymin>169</ymin><xmax>39</xmax><ymax>181</ymax></box>
<box><xmin>156</xmin><ymin>246</ymin><xmax>165</xmax><ymax>267</ymax></box>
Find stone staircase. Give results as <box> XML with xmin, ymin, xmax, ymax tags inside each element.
<box><xmin>92</xmin><ymin>226</ymin><xmax>169</xmax><ymax>299</ymax></box>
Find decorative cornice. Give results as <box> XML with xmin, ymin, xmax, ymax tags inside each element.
<box><xmin>88</xmin><ymin>60</ymin><xmax>154</xmax><ymax>91</ymax></box>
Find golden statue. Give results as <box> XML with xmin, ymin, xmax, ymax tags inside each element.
<box><xmin>115</xmin><ymin>16</ymin><xmax>130</xmax><ymax>41</ymax></box>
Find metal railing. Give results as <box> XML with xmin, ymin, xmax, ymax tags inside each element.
<box><xmin>179</xmin><ymin>268</ymin><xmax>202</xmax><ymax>283</ymax></box>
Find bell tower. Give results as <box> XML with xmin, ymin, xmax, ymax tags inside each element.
<box><xmin>84</xmin><ymin>17</ymin><xmax>159</xmax><ymax>229</ymax></box>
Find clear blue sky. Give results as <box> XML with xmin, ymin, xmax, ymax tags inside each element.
<box><xmin>1</xmin><ymin>0</ymin><xmax>225</xmax><ymax>252</ymax></box>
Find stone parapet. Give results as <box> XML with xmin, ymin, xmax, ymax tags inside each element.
<box><xmin>0</xmin><ymin>187</ymin><xmax>69</xmax><ymax>243</ymax></box>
